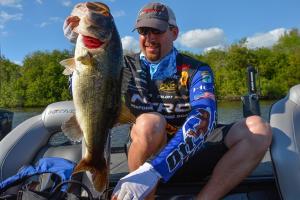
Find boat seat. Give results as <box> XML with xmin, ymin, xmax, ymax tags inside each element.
<box><xmin>0</xmin><ymin>100</ymin><xmax>128</xmax><ymax>198</ymax></box>
<box><xmin>0</xmin><ymin>101</ymin><xmax>81</xmax><ymax>182</ymax></box>
<box><xmin>270</xmin><ymin>84</ymin><xmax>300</xmax><ymax>199</ymax></box>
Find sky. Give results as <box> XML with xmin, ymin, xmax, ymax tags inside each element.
<box><xmin>0</xmin><ymin>0</ymin><xmax>300</xmax><ymax>65</ymax></box>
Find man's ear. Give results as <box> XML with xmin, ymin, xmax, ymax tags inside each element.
<box><xmin>171</xmin><ymin>26</ymin><xmax>179</xmax><ymax>40</ymax></box>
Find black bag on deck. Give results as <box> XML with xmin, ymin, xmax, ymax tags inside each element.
<box><xmin>0</xmin><ymin>180</ymin><xmax>94</xmax><ymax>200</ymax></box>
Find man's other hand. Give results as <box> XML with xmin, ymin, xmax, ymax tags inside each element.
<box><xmin>112</xmin><ymin>163</ymin><xmax>161</xmax><ymax>200</ymax></box>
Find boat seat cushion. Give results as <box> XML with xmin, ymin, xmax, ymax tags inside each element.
<box><xmin>270</xmin><ymin>84</ymin><xmax>300</xmax><ymax>199</ymax></box>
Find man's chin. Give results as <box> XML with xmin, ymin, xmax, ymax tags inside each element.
<box><xmin>145</xmin><ymin>52</ymin><xmax>160</xmax><ymax>62</ymax></box>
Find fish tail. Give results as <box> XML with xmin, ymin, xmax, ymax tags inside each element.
<box><xmin>73</xmin><ymin>158</ymin><xmax>108</xmax><ymax>192</ymax></box>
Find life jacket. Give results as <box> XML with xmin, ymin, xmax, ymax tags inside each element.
<box><xmin>0</xmin><ymin>157</ymin><xmax>75</xmax><ymax>193</ymax></box>
<box><xmin>121</xmin><ymin>53</ymin><xmax>209</xmax><ymax>135</ymax></box>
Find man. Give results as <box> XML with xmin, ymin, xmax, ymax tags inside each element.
<box><xmin>64</xmin><ymin>2</ymin><xmax>272</xmax><ymax>200</ymax></box>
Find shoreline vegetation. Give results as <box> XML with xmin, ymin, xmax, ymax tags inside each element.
<box><xmin>1</xmin><ymin>29</ymin><xmax>300</xmax><ymax>108</ymax></box>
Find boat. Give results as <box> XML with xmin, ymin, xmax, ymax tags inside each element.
<box><xmin>0</xmin><ymin>83</ymin><xmax>299</xmax><ymax>199</ymax></box>
<box><xmin>0</xmin><ymin>109</ymin><xmax>13</xmax><ymax>140</ymax></box>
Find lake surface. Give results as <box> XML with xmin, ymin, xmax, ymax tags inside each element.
<box><xmin>6</xmin><ymin>100</ymin><xmax>276</xmax><ymax>129</ymax></box>
<box><xmin>1</xmin><ymin>100</ymin><xmax>275</xmax><ymax>147</ymax></box>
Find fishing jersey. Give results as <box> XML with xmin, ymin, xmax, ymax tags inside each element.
<box><xmin>120</xmin><ymin>53</ymin><xmax>217</xmax><ymax>182</ymax></box>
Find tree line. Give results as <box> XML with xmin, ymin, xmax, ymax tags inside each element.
<box><xmin>0</xmin><ymin>29</ymin><xmax>299</xmax><ymax>108</ymax></box>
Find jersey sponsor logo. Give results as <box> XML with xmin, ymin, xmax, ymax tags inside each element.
<box><xmin>165</xmin><ymin>108</ymin><xmax>213</xmax><ymax>172</ymax></box>
<box><xmin>192</xmin><ymin>84</ymin><xmax>208</xmax><ymax>92</ymax></box>
<box><xmin>130</xmin><ymin>104</ymin><xmax>153</xmax><ymax>111</ymax></box>
<box><xmin>200</xmin><ymin>71</ymin><xmax>212</xmax><ymax>83</ymax></box>
<box><xmin>131</xmin><ymin>93</ymin><xmax>149</xmax><ymax>104</ymax></box>
<box><xmin>152</xmin><ymin>102</ymin><xmax>191</xmax><ymax>113</ymax></box>
<box><xmin>182</xmin><ymin>108</ymin><xmax>210</xmax><ymax>139</ymax></box>
<box><xmin>130</xmin><ymin>94</ymin><xmax>191</xmax><ymax>113</ymax></box>
<box><xmin>177</xmin><ymin>63</ymin><xmax>190</xmax><ymax>71</ymax></box>
<box><xmin>158</xmin><ymin>95</ymin><xmax>173</xmax><ymax>99</ymax></box>
<box><xmin>179</xmin><ymin>71</ymin><xmax>189</xmax><ymax>87</ymax></box>
<box><xmin>159</xmin><ymin>80</ymin><xmax>177</xmax><ymax>93</ymax></box>
<box><xmin>194</xmin><ymin>92</ymin><xmax>215</xmax><ymax>101</ymax></box>
<box><xmin>166</xmin><ymin>135</ymin><xmax>204</xmax><ymax>172</ymax></box>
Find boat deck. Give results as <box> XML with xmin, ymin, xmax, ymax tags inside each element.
<box><xmin>33</xmin><ymin>124</ymin><xmax>280</xmax><ymax>199</ymax></box>
<box><xmin>109</xmin><ymin>148</ymin><xmax>279</xmax><ymax>199</ymax></box>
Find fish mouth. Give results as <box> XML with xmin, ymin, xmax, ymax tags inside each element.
<box><xmin>86</xmin><ymin>2</ymin><xmax>110</xmax><ymax>17</ymax></box>
<box><xmin>82</xmin><ymin>35</ymin><xmax>104</xmax><ymax>49</ymax></box>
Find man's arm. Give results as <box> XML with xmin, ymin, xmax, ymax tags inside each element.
<box><xmin>150</xmin><ymin>65</ymin><xmax>217</xmax><ymax>181</ymax></box>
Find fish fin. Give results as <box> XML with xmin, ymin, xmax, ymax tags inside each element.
<box><xmin>61</xmin><ymin>115</ymin><xmax>83</xmax><ymax>142</ymax></box>
<box><xmin>77</xmin><ymin>54</ymin><xmax>93</xmax><ymax>66</ymax></box>
<box><xmin>62</xmin><ymin>68</ymin><xmax>74</xmax><ymax>76</ymax></box>
<box><xmin>73</xmin><ymin>158</ymin><xmax>108</xmax><ymax>192</ymax></box>
<box><xmin>115</xmin><ymin>101</ymin><xmax>136</xmax><ymax>124</ymax></box>
<box><xmin>60</xmin><ymin>58</ymin><xmax>76</xmax><ymax>75</ymax></box>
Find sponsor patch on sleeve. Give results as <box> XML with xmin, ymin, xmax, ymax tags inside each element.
<box><xmin>194</xmin><ymin>92</ymin><xmax>215</xmax><ymax>101</ymax></box>
<box><xmin>200</xmin><ymin>71</ymin><xmax>212</xmax><ymax>83</ymax></box>
<box><xmin>182</xmin><ymin>108</ymin><xmax>211</xmax><ymax>140</ymax></box>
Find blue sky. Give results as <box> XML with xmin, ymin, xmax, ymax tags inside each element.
<box><xmin>0</xmin><ymin>0</ymin><xmax>300</xmax><ymax>64</ymax></box>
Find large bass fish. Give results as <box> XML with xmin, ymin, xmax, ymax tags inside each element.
<box><xmin>60</xmin><ymin>2</ymin><xmax>123</xmax><ymax>192</ymax></box>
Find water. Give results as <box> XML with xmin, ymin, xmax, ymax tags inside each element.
<box><xmin>6</xmin><ymin>100</ymin><xmax>275</xmax><ymax>129</ymax></box>
<box><xmin>8</xmin><ymin>107</ymin><xmax>45</xmax><ymax>129</ymax></box>
<box><xmin>2</xmin><ymin>100</ymin><xmax>275</xmax><ymax>147</ymax></box>
<box><xmin>217</xmin><ymin>100</ymin><xmax>275</xmax><ymax>124</ymax></box>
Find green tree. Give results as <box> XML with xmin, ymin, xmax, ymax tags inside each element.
<box><xmin>21</xmin><ymin>50</ymin><xmax>72</xmax><ymax>107</ymax></box>
<box><xmin>0</xmin><ymin>56</ymin><xmax>22</xmax><ymax>107</ymax></box>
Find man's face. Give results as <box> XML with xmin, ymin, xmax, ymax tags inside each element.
<box><xmin>138</xmin><ymin>26</ymin><xmax>178</xmax><ymax>62</ymax></box>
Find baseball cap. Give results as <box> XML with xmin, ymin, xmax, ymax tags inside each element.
<box><xmin>134</xmin><ymin>2</ymin><xmax>177</xmax><ymax>32</ymax></box>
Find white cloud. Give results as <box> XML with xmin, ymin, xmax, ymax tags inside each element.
<box><xmin>178</xmin><ymin>28</ymin><xmax>226</xmax><ymax>49</ymax></box>
<box><xmin>121</xmin><ymin>36</ymin><xmax>139</xmax><ymax>53</ymax></box>
<box><xmin>12</xmin><ymin>60</ymin><xmax>22</xmax><ymax>65</ymax></box>
<box><xmin>49</xmin><ymin>17</ymin><xmax>63</xmax><ymax>22</ymax></box>
<box><xmin>39</xmin><ymin>17</ymin><xmax>63</xmax><ymax>28</ymax></box>
<box><xmin>39</xmin><ymin>22</ymin><xmax>48</xmax><ymax>28</ymax></box>
<box><xmin>0</xmin><ymin>11</ymin><xmax>22</xmax><ymax>29</ymax></box>
<box><xmin>204</xmin><ymin>44</ymin><xmax>226</xmax><ymax>53</ymax></box>
<box><xmin>61</xmin><ymin>0</ymin><xmax>72</xmax><ymax>7</ymax></box>
<box><xmin>0</xmin><ymin>0</ymin><xmax>22</xmax><ymax>9</ymax></box>
<box><xmin>112</xmin><ymin>10</ymin><xmax>125</xmax><ymax>18</ymax></box>
<box><xmin>246</xmin><ymin>28</ymin><xmax>289</xmax><ymax>49</ymax></box>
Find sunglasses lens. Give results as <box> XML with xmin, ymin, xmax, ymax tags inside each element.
<box><xmin>152</xmin><ymin>29</ymin><xmax>162</xmax><ymax>34</ymax></box>
<box><xmin>137</xmin><ymin>27</ymin><xmax>147</xmax><ymax>35</ymax></box>
<box><xmin>137</xmin><ymin>27</ymin><xmax>164</xmax><ymax>35</ymax></box>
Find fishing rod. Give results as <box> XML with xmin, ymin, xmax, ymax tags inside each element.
<box><xmin>241</xmin><ymin>65</ymin><xmax>261</xmax><ymax>117</ymax></box>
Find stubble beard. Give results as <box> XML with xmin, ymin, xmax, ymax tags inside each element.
<box><xmin>144</xmin><ymin>43</ymin><xmax>161</xmax><ymax>62</ymax></box>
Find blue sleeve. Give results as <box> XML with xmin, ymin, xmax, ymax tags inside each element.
<box><xmin>150</xmin><ymin>65</ymin><xmax>217</xmax><ymax>182</ymax></box>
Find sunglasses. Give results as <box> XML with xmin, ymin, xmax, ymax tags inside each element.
<box><xmin>137</xmin><ymin>27</ymin><xmax>166</xmax><ymax>35</ymax></box>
